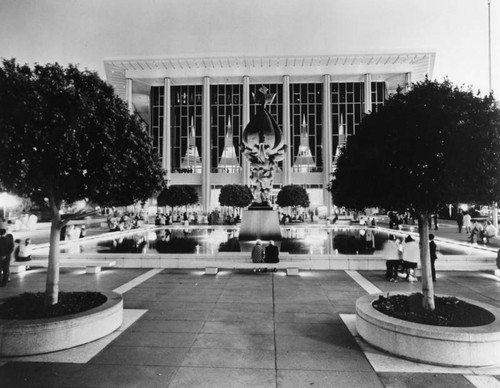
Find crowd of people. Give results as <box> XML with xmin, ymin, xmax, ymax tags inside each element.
<box><xmin>107</xmin><ymin>212</ymin><xmax>143</xmax><ymax>232</ymax></box>
<box><xmin>456</xmin><ymin>210</ymin><xmax>498</xmax><ymax>244</ymax></box>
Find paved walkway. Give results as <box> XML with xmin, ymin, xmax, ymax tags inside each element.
<box><xmin>1</xmin><ymin>218</ymin><xmax>500</xmax><ymax>387</ymax></box>
<box><xmin>1</xmin><ymin>266</ymin><xmax>500</xmax><ymax>387</ymax></box>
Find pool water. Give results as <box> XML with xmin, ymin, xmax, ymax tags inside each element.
<box><xmin>53</xmin><ymin>227</ymin><xmax>485</xmax><ymax>256</ymax></box>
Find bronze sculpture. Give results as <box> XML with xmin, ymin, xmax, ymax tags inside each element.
<box><xmin>240</xmin><ymin>86</ymin><xmax>287</xmax><ymax>206</ymax></box>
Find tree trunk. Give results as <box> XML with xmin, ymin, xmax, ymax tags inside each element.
<box><xmin>418</xmin><ymin>212</ymin><xmax>435</xmax><ymax>311</ymax></box>
<box><xmin>45</xmin><ymin>205</ymin><xmax>62</xmax><ymax>306</ymax></box>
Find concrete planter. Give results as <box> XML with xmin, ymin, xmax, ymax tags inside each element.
<box><xmin>356</xmin><ymin>293</ymin><xmax>500</xmax><ymax>367</ymax></box>
<box><xmin>0</xmin><ymin>291</ymin><xmax>123</xmax><ymax>356</ymax></box>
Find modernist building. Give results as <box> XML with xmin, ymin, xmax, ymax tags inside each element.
<box><xmin>104</xmin><ymin>53</ymin><xmax>435</xmax><ymax>215</ymax></box>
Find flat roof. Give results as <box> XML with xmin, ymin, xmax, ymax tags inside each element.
<box><xmin>104</xmin><ymin>52</ymin><xmax>435</xmax><ymax>101</ymax></box>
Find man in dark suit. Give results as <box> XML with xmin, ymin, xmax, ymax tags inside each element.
<box><xmin>0</xmin><ymin>229</ymin><xmax>14</xmax><ymax>286</ymax></box>
<box><xmin>264</xmin><ymin>240</ymin><xmax>279</xmax><ymax>272</ymax></box>
<box><xmin>429</xmin><ymin>234</ymin><xmax>438</xmax><ymax>281</ymax></box>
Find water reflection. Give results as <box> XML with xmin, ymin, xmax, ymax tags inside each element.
<box><xmin>59</xmin><ymin>227</ymin><xmax>483</xmax><ymax>256</ymax></box>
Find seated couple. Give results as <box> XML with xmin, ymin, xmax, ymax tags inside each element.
<box><xmin>385</xmin><ymin>235</ymin><xmax>419</xmax><ymax>282</ymax></box>
<box><xmin>251</xmin><ymin>240</ymin><xmax>279</xmax><ymax>272</ymax></box>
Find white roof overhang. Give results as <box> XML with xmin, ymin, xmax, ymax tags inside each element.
<box><xmin>104</xmin><ymin>52</ymin><xmax>435</xmax><ymax>119</ymax></box>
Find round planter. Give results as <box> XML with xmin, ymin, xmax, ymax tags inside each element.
<box><xmin>356</xmin><ymin>292</ymin><xmax>500</xmax><ymax>367</ymax></box>
<box><xmin>0</xmin><ymin>291</ymin><xmax>123</xmax><ymax>356</ymax></box>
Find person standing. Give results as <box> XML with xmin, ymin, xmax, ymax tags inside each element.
<box><xmin>429</xmin><ymin>234</ymin><xmax>438</xmax><ymax>281</ymax></box>
<box><xmin>463</xmin><ymin>212</ymin><xmax>472</xmax><ymax>234</ymax></box>
<box><xmin>456</xmin><ymin>210</ymin><xmax>464</xmax><ymax>233</ymax></box>
<box><xmin>251</xmin><ymin>239</ymin><xmax>264</xmax><ymax>272</ymax></box>
<box><xmin>0</xmin><ymin>230</ymin><xmax>14</xmax><ymax>286</ymax></box>
<box><xmin>402</xmin><ymin>235</ymin><xmax>419</xmax><ymax>282</ymax></box>
<box><xmin>432</xmin><ymin>213</ymin><xmax>438</xmax><ymax>230</ymax></box>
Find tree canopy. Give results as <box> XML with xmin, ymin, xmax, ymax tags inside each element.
<box><xmin>0</xmin><ymin>59</ymin><xmax>165</xmax><ymax>210</ymax></box>
<box><xmin>0</xmin><ymin>59</ymin><xmax>165</xmax><ymax>305</ymax></box>
<box><xmin>157</xmin><ymin>185</ymin><xmax>199</xmax><ymax>208</ymax></box>
<box><xmin>328</xmin><ymin>78</ymin><xmax>500</xmax><ymax>310</ymax></box>
<box><xmin>329</xmin><ymin>79</ymin><xmax>500</xmax><ymax>212</ymax></box>
<box><xmin>276</xmin><ymin>185</ymin><xmax>310</xmax><ymax>208</ymax></box>
<box><xmin>218</xmin><ymin>184</ymin><xmax>253</xmax><ymax>209</ymax></box>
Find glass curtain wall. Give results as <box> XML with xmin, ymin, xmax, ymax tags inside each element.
<box><xmin>371</xmin><ymin>82</ymin><xmax>386</xmax><ymax>112</ymax></box>
<box><xmin>171</xmin><ymin>85</ymin><xmax>203</xmax><ymax>172</ymax></box>
<box><xmin>330</xmin><ymin>82</ymin><xmax>364</xmax><ymax>165</ymax></box>
<box><xmin>290</xmin><ymin>83</ymin><xmax>323</xmax><ymax>171</ymax></box>
<box><xmin>150</xmin><ymin>86</ymin><xmax>164</xmax><ymax>163</ymax></box>
<box><xmin>210</xmin><ymin>84</ymin><xmax>243</xmax><ymax>172</ymax></box>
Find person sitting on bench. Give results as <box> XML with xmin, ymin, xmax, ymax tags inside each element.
<box><xmin>251</xmin><ymin>240</ymin><xmax>264</xmax><ymax>272</ymax></box>
<box><xmin>16</xmin><ymin>238</ymin><xmax>33</xmax><ymax>262</ymax></box>
<box><xmin>264</xmin><ymin>240</ymin><xmax>280</xmax><ymax>272</ymax></box>
<box><xmin>402</xmin><ymin>235</ymin><xmax>419</xmax><ymax>282</ymax></box>
<box><xmin>383</xmin><ymin>235</ymin><xmax>402</xmax><ymax>282</ymax></box>
<box><xmin>481</xmin><ymin>221</ymin><xmax>497</xmax><ymax>243</ymax></box>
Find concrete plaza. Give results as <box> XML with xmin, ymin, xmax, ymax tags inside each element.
<box><xmin>1</xmin><ymin>263</ymin><xmax>500</xmax><ymax>387</ymax></box>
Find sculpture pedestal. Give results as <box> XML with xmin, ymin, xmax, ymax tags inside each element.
<box><xmin>239</xmin><ymin>208</ymin><xmax>281</xmax><ymax>242</ymax></box>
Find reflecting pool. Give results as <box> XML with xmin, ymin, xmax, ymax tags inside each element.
<box><xmin>50</xmin><ymin>227</ymin><xmax>486</xmax><ymax>256</ymax></box>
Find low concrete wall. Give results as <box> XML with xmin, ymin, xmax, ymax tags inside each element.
<box><xmin>0</xmin><ymin>291</ymin><xmax>123</xmax><ymax>356</ymax></box>
<box><xmin>31</xmin><ymin>251</ymin><xmax>497</xmax><ymax>272</ymax></box>
<box><xmin>356</xmin><ymin>293</ymin><xmax>500</xmax><ymax>367</ymax></box>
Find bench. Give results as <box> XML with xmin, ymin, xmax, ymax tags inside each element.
<box><xmin>11</xmin><ymin>259</ymin><xmax>117</xmax><ymax>274</ymax></box>
<box><xmin>203</xmin><ymin>261</ymin><xmax>300</xmax><ymax>276</ymax></box>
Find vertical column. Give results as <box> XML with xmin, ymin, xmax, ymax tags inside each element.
<box><xmin>322</xmin><ymin>75</ymin><xmax>332</xmax><ymax>216</ymax></box>
<box><xmin>404</xmin><ymin>72</ymin><xmax>412</xmax><ymax>93</ymax></box>
<box><xmin>363</xmin><ymin>73</ymin><xmax>372</xmax><ymax>114</ymax></box>
<box><xmin>126</xmin><ymin>79</ymin><xmax>133</xmax><ymax>114</ymax></box>
<box><xmin>162</xmin><ymin>78</ymin><xmax>171</xmax><ymax>183</ymax></box>
<box><xmin>282</xmin><ymin>75</ymin><xmax>291</xmax><ymax>186</ymax></box>
<box><xmin>202</xmin><ymin>77</ymin><xmax>211</xmax><ymax>214</ymax></box>
<box><xmin>242</xmin><ymin>76</ymin><xmax>250</xmax><ymax>185</ymax></box>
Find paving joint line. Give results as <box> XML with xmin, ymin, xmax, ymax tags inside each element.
<box><xmin>345</xmin><ymin>270</ymin><xmax>382</xmax><ymax>294</ymax></box>
<box><xmin>272</xmin><ymin>272</ymin><xmax>278</xmax><ymax>387</ymax></box>
<box><xmin>112</xmin><ymin>268</ymin><xmax>163</xmax><ymax>294</ymax></box>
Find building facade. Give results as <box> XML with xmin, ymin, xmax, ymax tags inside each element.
<box><xmin>104</xmin><ymin>53</ymin><xmax>435</xmax><ymax>215</ymax></box>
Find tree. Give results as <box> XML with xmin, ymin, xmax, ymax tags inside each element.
<box><xmin>218</xmin><ymin>185</ymin><xmax>253</xmax><ymax>214</ymax></box>
<box><xmin>157</xmin><ymin>185</ymin><xmax>198</xmax><ymax>210</ymax></box>
<box><xmin>183</xmin><ymin>186</ymin><xmax>199</xmax><ymax>207</ymax></box>
<box><xmin>329</xmin><ymin>79</ymin><xmax>500</xmax><ymax>310</ymax></box>
<box><xmin>0</xmin><ymin>59</ymin><xmax>165</xmax><ymax>305</ymax></box>
<box><xmin>276</xmin><ymin>185</ymin><xmax>310</xmax><ymax>208</ymax></box>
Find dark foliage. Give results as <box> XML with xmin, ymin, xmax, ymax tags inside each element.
<box><xmin>0</xmin><ymin>59</ymin><xmax>166</xmax><ymax>305</ymax></box>
<box><xmin>0</xmin><ymin>292</ymin><xmax>107</xmax><ymax>320</ymax></box>
<box><xmin>329</xmin><ymin>79</ymin><xmax>500</xmax><ymax>212</ymax></box>
<box><xmin>276</xmin><ymin>185</ymin><xmax>310</xmax><ymax>208</ymax></box>
<box><xmin>0</xmin><ymin>59</ymin><xmax>165</xmax><ymax>209</ymax></box>
<box><xmin>157</xmin><ymin>185</ymin><xmax>198</xmax><ymax>208</ymax></box>
<box><xmin>373</xmin><ymin>293</ymin><xmax>495</xmax><ymax>327</ymax></box>
<box><xmin>218</xmin><ymin>185</ymin><xmax>253</xmax><ymax>208</ymax></box>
